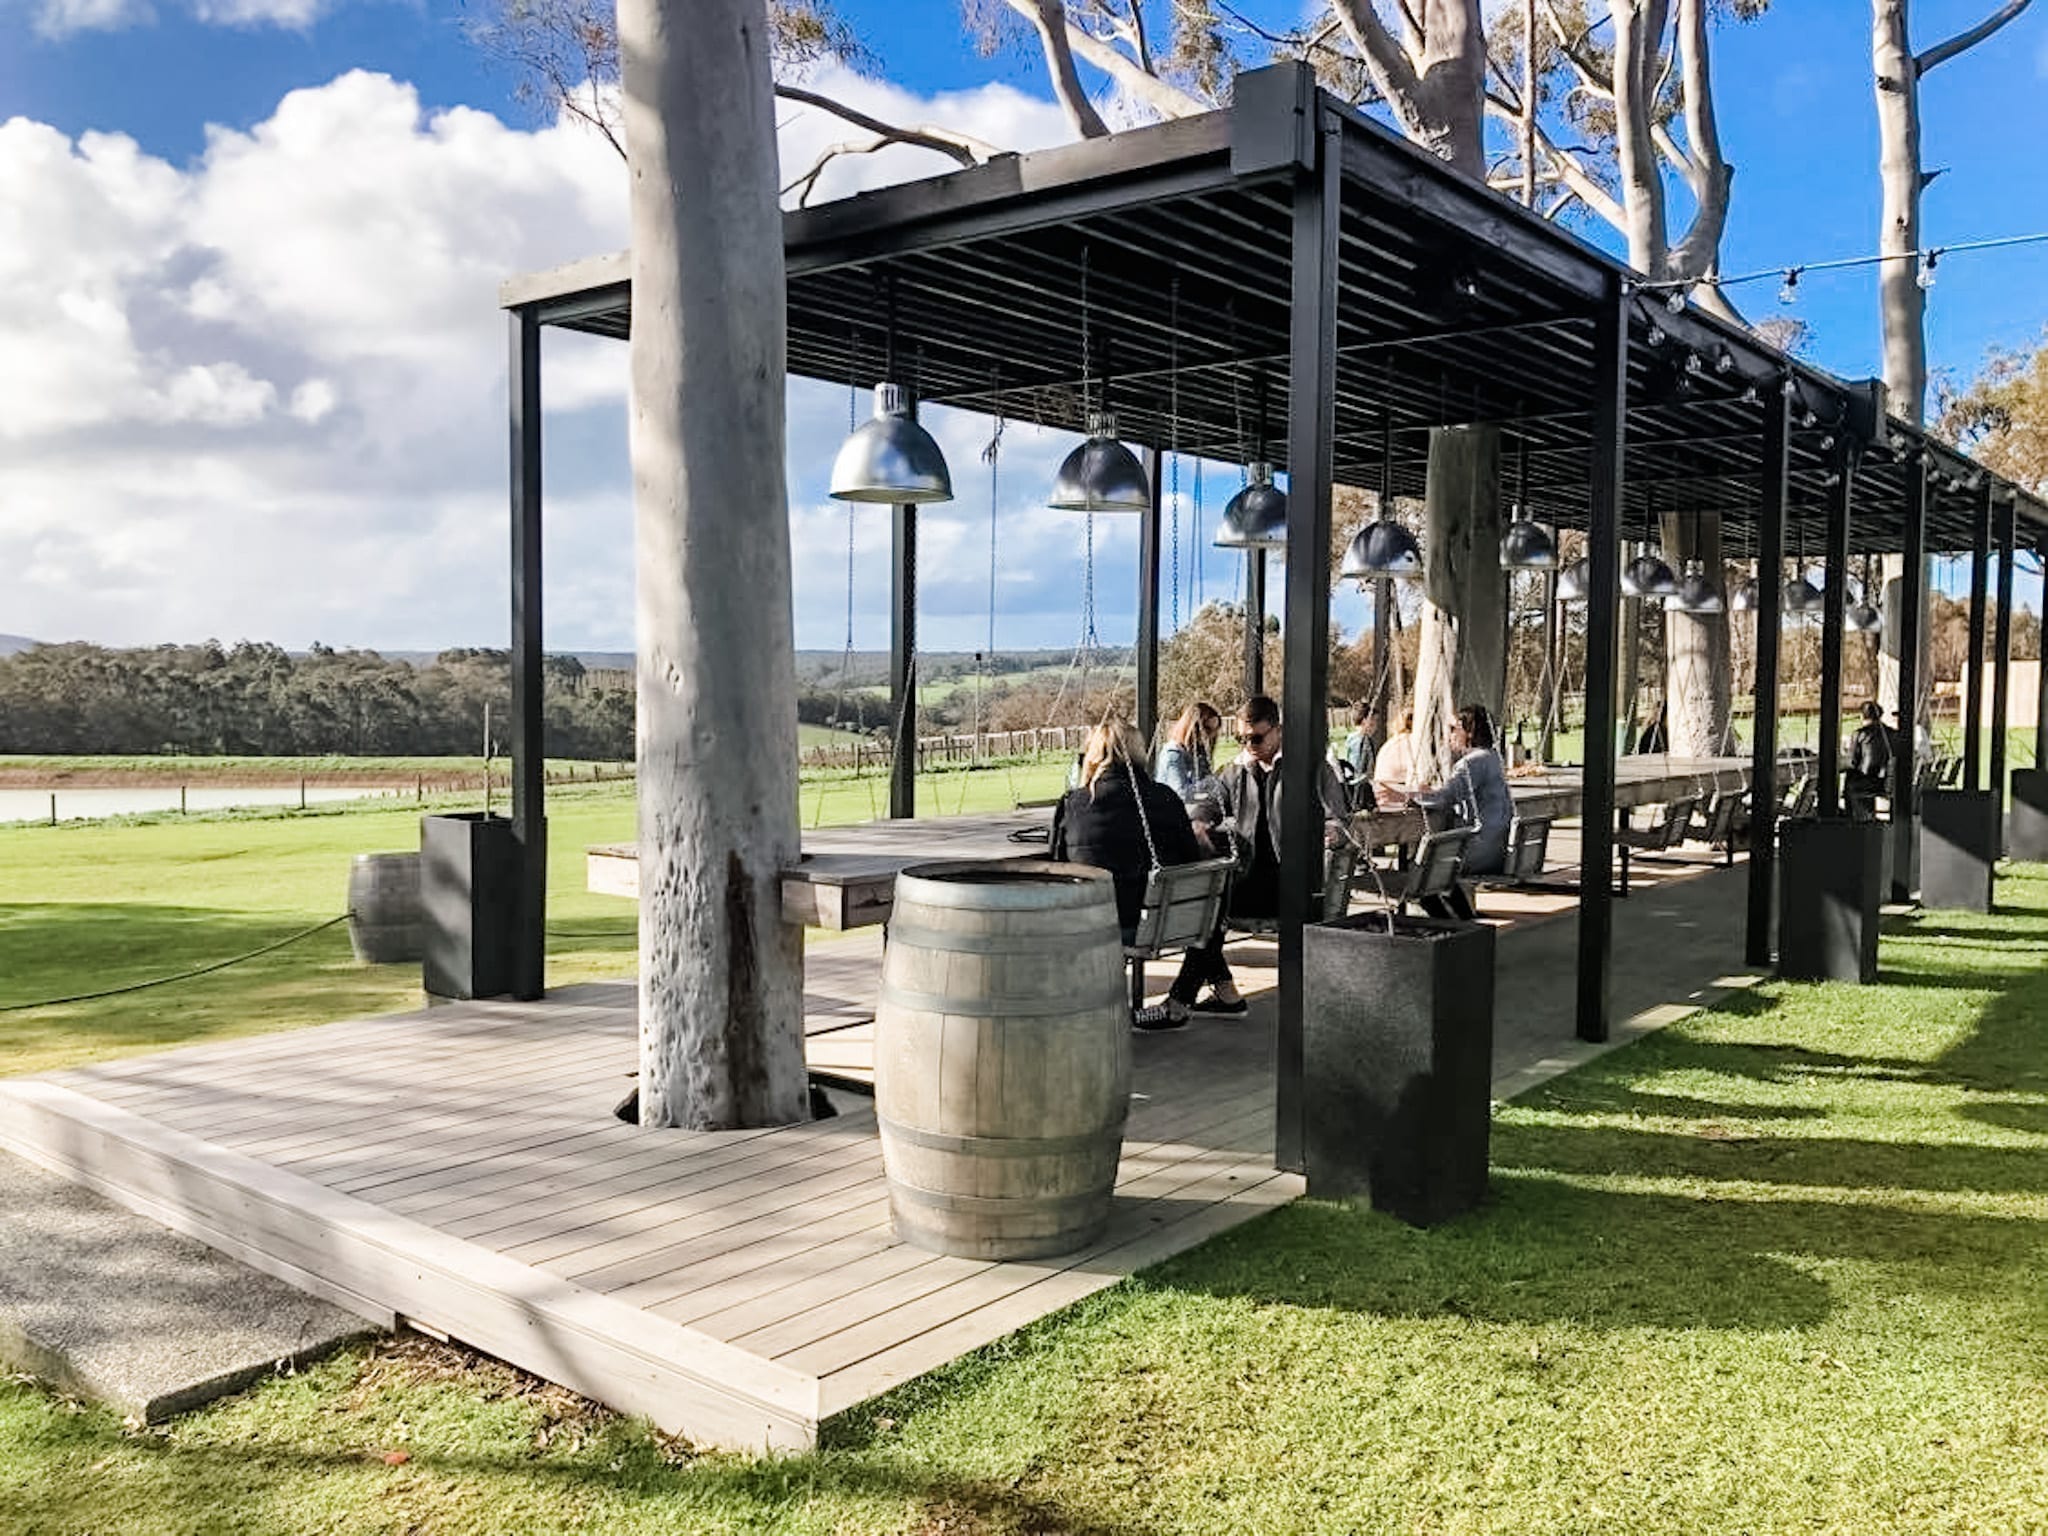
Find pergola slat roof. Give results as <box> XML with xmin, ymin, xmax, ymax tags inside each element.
<box><xmin>503</xmin><ymin>72</ymin><xmax>2042</xmax><ymax>557</ymax></box>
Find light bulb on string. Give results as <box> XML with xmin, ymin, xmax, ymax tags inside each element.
<box><xmin>1917</xmin><ymin>249</ymin><xmax>1940</xmax><ymax>290</ymax></box>
<box><xmin>1778</xmin><ymin>267</ymin><xmax>1802</xmax><ymax>305</ymax></box>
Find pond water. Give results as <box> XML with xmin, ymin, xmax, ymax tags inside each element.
<box><xmin>0</xmin><ymin>785</ymin><xmax>407</xmax><ymax>824</ymax></box>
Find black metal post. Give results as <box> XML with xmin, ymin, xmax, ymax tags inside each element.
<box><xmin>1991</xmin><ymin>492</ymin><xmax>2016</xmax><ymax>843</ymax></box>
<box><xmin>1538</xmin><ymin>568</ymin><xmax>1559</xmax><ymax>762</ymax></box>
<box><xmin>1965</xmin><ymin>486</ymin><xmax>1991</xmax><ymax>790</ymax></box>
<box><xmin>1817</xmin><ymin>449</ymin><xmax>1854</xmax><ymax>816</ymax></box>
<box><xmin>1746</xmin><ymin>381</ymin><xmax>1789</xmax><ymax>968</ymax></box>
<box><xmin>890</xmin><ymin>489</ymin><xmax>918</xmax><ymax>820</ymax></box>
<box><xmin>1576</xmin><ymin>280</ymin><xmax>1627</xmax><ymax>1043</ymax></box>
<box><xmin>1374</xmin><ymin>415</ymin><xmax>1394</xmax><ymax>722</ymax></box>
<box><xmin>2037</xmin><ymin>540</ymin><xmax>2048</xmax><ymax>770</ymax></box>
<box><xmin>1137</xmin><ymin>446</ymin><xmax>1163</xmax><ymax>740</ymax></box>
<box><xmin>1244</xmin><ymin>550</ymin><xmax>1267</xmax><ymax>697</ymax></box>
<box><xmin>1275</xmin><ymin>106</ymin><xmax>1340</xmax><ymax>1173</ymax></box>
<box><xmin>1892</xmin><ymin>455</ymin><xmax>1927</xmax><ymax>901</ymax></box>
<box><xmin>508</xmin><ymin>306</ymin><xmax>546</xmax><ymax>1001</ymax></box>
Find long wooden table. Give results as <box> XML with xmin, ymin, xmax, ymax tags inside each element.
<box><xmin>588</xmin><ymin>756</ymin><xmax>1790</xmax><ymax>930</ymax></box>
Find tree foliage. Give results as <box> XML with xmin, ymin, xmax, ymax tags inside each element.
<box><xmin>1937</xmin><ymin>332</ymin><xmax>2048</xmax><ymax>496</ymax></box>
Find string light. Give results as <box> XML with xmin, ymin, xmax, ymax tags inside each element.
<box><xmin>1639</xmin><ymin>229</ymin><xmax>2048</xmax><ymax>301</ymax></box>
<box><xmin>1917</xmin><ymin>248</ymin><xmax>1941</xmax><ymax>289</ymax></box>
<box><xmin>1778</xmin><ymin>268</ymin><xmax>1802</xmax><ymax>305</ymax></box>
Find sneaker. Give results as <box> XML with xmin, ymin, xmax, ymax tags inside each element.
<box><xmin>1132</xmin><ymin>1001</ymin><xmax>1190</xmax><ymax>1032</ymax></box>
<box><xmin>1193</xmin><ymin>989</ymin><xmax>1249</xmax><ymax>1017</ymax></box>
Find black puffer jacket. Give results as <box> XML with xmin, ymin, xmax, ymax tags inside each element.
<box><xmin>1050</xmin><ymin>765</ymin><xmax>1204</xmax><ymax>932</ymax></box>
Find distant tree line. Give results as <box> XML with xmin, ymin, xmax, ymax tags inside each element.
<box><xmin>0</xmin><ymin>642</ymin><xmax>632</xmax><ymax>759</ymax></box>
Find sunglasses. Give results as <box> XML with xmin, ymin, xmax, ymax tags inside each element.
<box><xmin>1243</xmin><ymin>729</ymin><xmax>1271</xmax><ymax>747</ymax></box>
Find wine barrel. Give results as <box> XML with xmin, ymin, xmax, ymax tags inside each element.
<box><xmin>875</xmin><ymin>859</ymin><xmax>1130</xmax><ymax>1260</ymax></box>
<box><xmin>347</xmin><ymin>851</ymin><xmax>423</xmax><ymax>965</ymax></box>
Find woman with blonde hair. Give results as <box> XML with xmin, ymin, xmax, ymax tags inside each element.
<box><xmin>1154</xmin><ymin>700</ymin><xmax>1221</xmax><ymax>795</ymax></box>
<box><xmin>1051</xmin><ymin>716</ymin><xmax>1205</xmax><ymax>1031</ymax></box>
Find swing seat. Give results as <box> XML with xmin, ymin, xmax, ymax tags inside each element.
<box><xmin>1123</xmin><ymin>857</ymin><xmax>1235</xmax><ymax>1009</ymax></box>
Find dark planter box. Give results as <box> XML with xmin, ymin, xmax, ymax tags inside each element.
<box><xmin>421</xmin><ymin>812</ymin><xmax>519</xmax><ymax>999</ymax></box>
<box><xmin>1302</xmin><ymin>912</ymin><xmax>1495</xmax><ymax>1227</ymax></box>
<box><xmin>1920</xmin><ymin>789</ymin><xmax>1998</xmax><ymax>913</ymax></box>
<box><xmin>1778</xmin><ymin>816</ymin><xmax>1882</xmax><ymax>983</ymax></box>
<box><xmin>2011</xmin><ymin>769</ymin><xmax>2048</xmax><ymax>863</ymax></box>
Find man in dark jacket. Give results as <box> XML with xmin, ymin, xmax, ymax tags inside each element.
<box><xmin>1845</xmin><ymin>701</ymin><xmax>1892</xmax><ymax>821</ymax></box>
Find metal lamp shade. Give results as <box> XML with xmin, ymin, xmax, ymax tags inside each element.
<box><xmin>1621</xmin><ymin>553</ymin><xmax>1680</xmax><ymax>599</ymax></box>
<box><xmin>1555</xmin><ymin>557</ymin><xmax>1593</xmax><ymax>603</ymax></box>
<box><xmin>1048</xmin><ymin>412</ymin><xmax>1150</xmax><ymax>513</ymax></box>
<box><xmin>1665</xmin><ymin>565</ymin><xmax>1726</xmax><ymax>614</ymax></box>
<box><xmin>829</xmin><ymin>383</ymin><xmax>954</xmax><ymax>504</ymax></box>
<box><xmin>1730</xmin><ymin>577</ymin><xmax>1762</xmax><ymax>612</ymax></box>
<box><xmin>1499</xmin><ymin>517</ymin><xmax>1559</xmax><ymax>571</ymax></box>
<box><xmin>1846</xmin><ymin>601</ymin><xmax>1885</xmax><ymax>634</ymax></box>
<box><xmin>1212</xmin><ymin>463</ymin><xmax>1288</xmax><ymax>550</ymax></box>
<box><xmin>1782</xmin><ymin>574</ymin><xmax>1825</xmax><ymax>615</ymax></box>
<box><xmin>1341</xmin><ymin>519</ymin><xmax>1423</xmax><ymax>580</ymax></box>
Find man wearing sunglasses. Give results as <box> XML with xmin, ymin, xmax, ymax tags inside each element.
<box><xmin>1167</xmin><ymin>695</ymin><xmax>1348</xmax><ymax>1016</ymax></box>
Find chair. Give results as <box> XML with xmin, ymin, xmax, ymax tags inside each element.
<box><xmin>1502</xmin><ymin>815</ymin><xmax>1553</xmax><ymax>881</ymax></box>
<box><xmin>1781</xmin><ymin>775</ymin><xmax>1818</xmax><ymax>820</ymax></box>
<box><xmin>1123</xmin><ymin>856</ymin><xmax>1236</xmax><ymax>1010</ymax></box>
<box><xmin>1615</xmin><ymin>795</ymin><xmax>1700</xmax><ymax>895</ymax></box>
<box><xmin>1698</xmin><ymin>790</ymin><xmax>1743</xmax><ymax>867</ymax></box>
<box><xmin>1392</xmin><ymin>824</ymin><xmax>1478</xmax><ymax>915</ymax></box>
<box><xmin>1941</xmin><ymin>756</ymin><xmax>1964</xmax><ymax>788</ymax></box>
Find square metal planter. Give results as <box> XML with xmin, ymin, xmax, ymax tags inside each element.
<box><xmin>1920</xmin><ymin>789</ymin><xmax>1998</xmax><ymax>913</ymax></box>
<box><xmin>420</xmin><ymin>812</ymin><xmax>520</xmax><ymax>999</ymax></box>
<box><xmin>1302</xmin><ymin>912</ymin><xmax>1495</xmax><ymax>1227</ymax></box>
<box><xmin>1778</xmin><ymin>816</ymin><xmax>1882</xmax><ymax>983</ymax></box>
<box><xmin>2010</xmin><ymin>769</ymin><xmax>2048</xmax><ymax>863</ymax></box>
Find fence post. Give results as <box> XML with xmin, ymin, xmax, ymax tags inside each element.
<box><xmin>180</xmin><ymin>785</ymin><xmax>187</xmax><ymax>815</ymax></box>
<box><xmin>299</xmin><ymin>777</ymin><xmax>307</xmax><ymax>811</ymax></box>
<box><xmin>49</xmin><ymin>792</ymin><xmax>56</xmax><ymax>826</ymax></box>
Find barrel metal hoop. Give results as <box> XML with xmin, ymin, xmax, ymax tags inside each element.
<box><xmin>886</xmin><ymin>1180</ymin><xmax>1112</xmax><ymax>1217</ymax></box>
<box><xmin>884</xmin><ymin>924</ymin><xmax>1119</xmax><ymax>957</ymax></box>
<box><xmin>878</xmin><ymin>1116</ymin><xmax>1123</xmax><ymax>1159</ymax></box>
<box><xmin>877</xmin><ymin>983</ymin><xmax>1124</xmax><ymax>1019</ymax></box>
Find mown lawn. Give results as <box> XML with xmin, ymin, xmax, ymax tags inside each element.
<box><xmin>5</xmin><ymin>869</ymin><xmax>2047</xmax><ymax>1532</ymax></box>
<box><xmin>0</xmin><ymin>759</ymin><xmax>1072</xmax><ymax>1078</ymax></box>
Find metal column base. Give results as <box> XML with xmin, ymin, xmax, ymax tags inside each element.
<box><xmin>1302</xmin><ymin>914</ymin><xmax>1495</xmax><ymax>1227</ymax></box>
<box><xmin>1777</xmin><ymin>817</ymin><xmax>1882</xmax><ymax>984</ymax></box>
<box><xmin>2009</xmin><ymin>769</ymin><xmax>2048</xmax><ymax>863</ymax></box>
<box><xmin>1920</xmin><ymin>789</ymin><xmax>1999</xmax><ymax>913</ymax></box>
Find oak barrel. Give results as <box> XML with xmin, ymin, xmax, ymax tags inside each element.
<box><xmin>875</xmin><ymin>859</ymin><xmax>1130</xmax><ymax>1260</ymax></box>
<box><xmin>347</xmin><ymin>851</ymin><xmax>423</xmax><ymax>964</ymax></box>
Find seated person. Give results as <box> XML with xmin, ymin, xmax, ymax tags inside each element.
<box><xmin>1342</xmin><ymin>699</ymin><xmax>1381</xmax><ymax>783</ymax></box>
<box><xmin>1169</xmin><ymin>695</ymin><xmax>1349</xmax><ymax>1017</ymax></box>
<box><xmin>1371</xmin><ymin>707</ymin><xmax>1422</xmax><ymax>807</ymax></box>
<box><xmin>1411</xmin><ymin>703</ymin><xmax>1513</xmax><ymax>922</ymax></box>
<box><xmin>1050</xmin><ymin>717</ymin><xmax>1205</xmax><ymax>1031</ymax></box>
<box><xmin>1155</xmin><ymin>700</ymin><xmax>1222</xmax><ymax>795</ymax></box>
<box><xmin>1845</xmin><ymin>700</ymin><xmax>1892</xmax><ymax>821</ymax></box>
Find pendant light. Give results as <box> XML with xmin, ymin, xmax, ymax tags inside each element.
<box><xmin>1782</xmin><ymin>567</ymin><xmax>1825</xmax><ymax>615</ymax></box>
<box><xmin>1214</xmin><ymin>461</ymin><xmax>1287</xmax><ymax>549</ymax></box>
<box><xmin>1622</xmin><ymin>550</ymin><xmax>1680</xmax><ymax>598</ymax></box>
<box><xmin>1049</xmin><ymin>412</ymin><xmax>1150</xmax><ymax>513</ymax></box>
<box><xmin>1499</xmin><ymin>435</ymin><xmax>1558</xmax><ymax>570</ymax></box>
<box><xmin>1846</xmin><ymin>557</ymin><xmax>1883</xmax><ymax>633</ymax></box>
<box><xmin>1667</xmin><ymin>559</ymin><xmax>1726</xmax><ymax>614</ymax></box>
<box><xmin>1213</xmin><ymin>375</ymin><xmax>1286</xmax><ymax>549</ymax></box>
<box><xmin>1339</xmin><ymin>410</ymin><xmax>1422</xmax><ymax>579</ymax></box>
<box><xmin>830</xmin><ymin>381</ymin><xmax>954</xmax><ymax>504</ymax></box>
<box><xmin>1556</xmin><ymin>556</ymin><xmax>1593</xmax><ymax>603</ymax></box>
<box><xmin>1047</xmin><ymin>247</ymin><xmax>1149</xmax><ymax>514</ymax></box>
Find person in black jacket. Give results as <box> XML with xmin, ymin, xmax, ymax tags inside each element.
<box><xmin>1845</xmin><ymin>700</ymin><xmax>1892</xmax><ymax>821</ymax></box>
<box><xmin>1051</xmin><ymin>718</ymin><xmax>1204</xmax><ymax>1031</ymax></box>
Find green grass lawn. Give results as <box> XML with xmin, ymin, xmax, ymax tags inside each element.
<box><xmin>0</xmin><ymin>759</ymin><xmax>1072</xmax><ymax>1078</ymax></box>
<box><xmin>6</xmin><ymin>871</ymin><xmax>2048</xmax><ymax>1531</ymax></box>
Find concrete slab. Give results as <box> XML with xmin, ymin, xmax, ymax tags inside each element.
<box><xmin>0</xmin><ymin>1149</ymin><xmax>376</xmax><ymax>1421</ymax></box>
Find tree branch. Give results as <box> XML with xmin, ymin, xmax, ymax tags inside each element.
<box><xmin>1916</xmin><ymin>0</ymin><xmax>2035</xmax><ymax>74</ymax></box>
<box><xmin>1663</xmin><ymin>0</ymin><xmax>1731</xmax><ymax>284</ymax></box>
<box><xmin>1326</xmin><ymin>0</ymin><xmax>1424</xmax><ymax>113</ymax></box>
<box><xmin>1123</xmin><ymin>0</ymin><xmax>1153</xmax><ymax>75</ymax></box>
<box><xmin>775</xmin><ymin>84</ymin><xmax>997</xmax><ymax>166</ymax></box>
<box><xmin>1008</xmin><ymin>0</ymin><xmax>1111</xmax><ymax>136</ymax></box>
<box><xmin>1049</xmin><ymin>1</ymin><xmax>1211</xmax><ymax>118</ymax></box>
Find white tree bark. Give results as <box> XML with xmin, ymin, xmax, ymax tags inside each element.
<box><xmin>621</xmin><ymin>0</ymin><xmax>809</xmax><ymax>1130</ymax></box>
<box><xmin>1661</xmin><ymin>510</ymin><xmax>1735</xmax><ymax>755</ymax></box>
<box><xmin>1412</xmin><ymin>426</ymin><xmax>1504</xmax><ymax>781</ymax></box>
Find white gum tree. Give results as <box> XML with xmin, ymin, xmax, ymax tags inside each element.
<box><xmin>619</xmin><ymin>0</ymin><xmax>810</xmax><ymax>1130</ymax></box>
<box><xmin>1871</xmin><ymin>0</ymin><xmax>2035</xmax><ymax>725</ymax></box>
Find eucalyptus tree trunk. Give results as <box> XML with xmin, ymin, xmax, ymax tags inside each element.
<box><xmin>1874</xmin><ymin>0</ymin><xmax>1931</xmax><ymax>730</ymax></box>
<box><xmin>1661</xmin><ymin>511</ymin><xmax>1735</xmax><ymax>754</ymax></box>
<box><xmin>622</xmin><ymin>0</ymin><xmax>809</xmax><ymax>1130</ymax></box>
<box><xmin>1412</xmin><ymin>426</ymin><xmax>1504</xmax><ymax>780</ymax></box>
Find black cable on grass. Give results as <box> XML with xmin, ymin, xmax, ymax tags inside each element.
<box><xmin>0</xmin><ymin>913</ymin><xmax>353</xmax><ymax>1013</ymax></box>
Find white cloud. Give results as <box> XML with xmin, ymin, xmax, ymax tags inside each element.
<box><xmin>0</xmin><ymin>66</ymin><xmax>1191</xmax><ymax>655</ymax></box>
<box><xmin>27</xmin><ymin>0</ymin><xmax>329</xmax><ymax>34</ymax></box>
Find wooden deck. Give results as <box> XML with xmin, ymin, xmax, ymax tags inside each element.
<box><xmin>0</xmin><ymin>956</ymin><xmax>1297</xmax><ymax>1451</ymax></box>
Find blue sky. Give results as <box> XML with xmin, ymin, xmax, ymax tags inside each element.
<box><xmin>1</xmin><ymin>0</ymin><xmax>2043</xmax><ymax>652</ymax></box>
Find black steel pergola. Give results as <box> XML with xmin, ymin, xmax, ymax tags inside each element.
<box><xmin>498</xmin><ymin>63</ymin><xmax>2048</xmax><ymax>1172</ymax></box>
